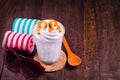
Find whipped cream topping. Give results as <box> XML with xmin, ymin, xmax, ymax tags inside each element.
<box><xmin>36</xmin><ymin>19</ymin><xmax>64</xmax><ymax>40</ymax></box>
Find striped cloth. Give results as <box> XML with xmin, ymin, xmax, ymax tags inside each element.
<box><xmin>2</xmin><ymin>31</ymin><xmax>34</xmax><ymax>54</ymax></box>
<box><xmin>11</xmin><ymin>18</ymin><xmax>39</xmax><ymax>34</ymax></box>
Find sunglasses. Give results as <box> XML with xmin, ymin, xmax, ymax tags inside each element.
<box><xmin>4</xmin><ymin>48</ymin><xmax>45</xmax><ymax>80</ymax></box>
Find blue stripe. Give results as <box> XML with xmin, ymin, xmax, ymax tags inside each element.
<box><xmin>17</xmin><ymin>19</ymin><xmax>23</xmax><ymax>32</ymax></box>
<box><xmin>27</xmin><ymin>19</ymin><xmax>32</xmax><ymax>34</ymax></box>
<box><xmin>11</xmin><ymin>18</ymin><xmax>18</xmax><ymax>31</ymax></box>
<box><xmin>22</xmin><ymin>19</ymin><xmax>28</xmax><ymax>34</ymax></box>
<box><xmin>33</xmin><ymin>20</ymin><xmax>39</xmax><ymax>26</ymax></box>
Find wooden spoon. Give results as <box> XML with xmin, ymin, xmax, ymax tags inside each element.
<box><xmin>62</xmin><ymin>36</ymin><xmax>82</xmax><ymax>66</ymax></box>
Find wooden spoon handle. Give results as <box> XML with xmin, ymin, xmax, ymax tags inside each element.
<box><xmin>62</xmin><ymin>36</ymin><xmax>71</xmax><ymax>52</ymax></box>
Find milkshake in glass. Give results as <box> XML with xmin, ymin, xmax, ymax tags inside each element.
<box><xmin>32</xmin><ymin>19</ymin><xmax>65</xmax><ymax>64</ymax></box>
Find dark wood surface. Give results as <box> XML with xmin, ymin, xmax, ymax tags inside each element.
<box><xmin>0</xmin><ymin>0</ymin><xmax>120</xmax><ymax>80</ymax></box>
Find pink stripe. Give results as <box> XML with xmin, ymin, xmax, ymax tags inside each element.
<box><xmin>26</xmin><ymin>35</ymin><xmax>32</xmax><ymax>53</ymax></box>
<box><xmin>5</xmin><ymin>32</ymin><xmax>12</xmax><ymax>48</ymax></box>
<box><xmin>20</xmin><ymin>34</ymin><xmax>27</xmax><ymax>50</ymax></box>
<box><xmin>16</xmin><ymin>33</ymin><xmax>22</xmax><ymax>49</ymax></box>
<box><xmin>10</xmin><ymin>32</ymin><xmax>17</xmax><ymax>48</ymax></box>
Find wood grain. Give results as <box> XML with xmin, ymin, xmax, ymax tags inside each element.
<box><xmin>0</xmin><ymin>0</ymin><xmax>120</xmax><ymax>80</ymax></box>
<box><xmin>83</xmin><ymin>0</ymin><xmax>99</xmax><ymax>80</ymax></box>
<box><xmin>95</xmin><ymin>0</ymin><xmax>120</xmax><ymax>80</ymax></box>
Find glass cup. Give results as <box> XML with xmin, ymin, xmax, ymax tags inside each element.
<box><xmin>32</xmin><ymin>20</ymin><xmax>65</xmax><ymax>64</ymax></box>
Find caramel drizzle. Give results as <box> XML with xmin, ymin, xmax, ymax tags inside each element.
<box><xmin>50</xmin><ymin>19</ymin><xmax>62</xmax><ymax>32</ymax></box>
<box><xmin>49</xmin><ymin>21</ymin><xmax>54</xmax><ymax>32</ymax></box>
<box><xmin>36</xmin><ymin>19</ymin><xmax>62</xmax><ymax>34</ymax></box>
<box><xmin>36</xmin><ymin>20</ymin><xmax>46</xmax><ymax>34</ymax></box>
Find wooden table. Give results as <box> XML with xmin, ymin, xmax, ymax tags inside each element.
<box><xmin>0</xmin><ymin>0</ymin><xmax>120</xmax><ymax>80</ymax></box>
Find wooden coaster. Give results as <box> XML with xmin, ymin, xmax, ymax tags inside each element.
<box><xmin>33</xmin><ymin>50</ymin><xmax>67</xmax><ymax>72</ymax></box>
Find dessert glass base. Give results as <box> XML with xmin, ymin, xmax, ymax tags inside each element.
<box><xmin>33</xmin><ymin>50</ymin><xmax>67</xmax><ymax>72</ymax></box>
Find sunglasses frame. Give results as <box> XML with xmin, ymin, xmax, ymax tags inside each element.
<box><xmin>4</xmin><ymin>48</ymin><xmax>45</xmax><ymax>80</ymax></box>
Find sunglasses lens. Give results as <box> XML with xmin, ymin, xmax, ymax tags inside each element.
<box><xmin>5</xmin><ymin>49</ymin><xmax>20</xmax><ymax>73</ymax></box>
<box><xmin>21</xmin><ymin>58</ymin><xmax>45</xmax><ymax>80</ymax></box>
